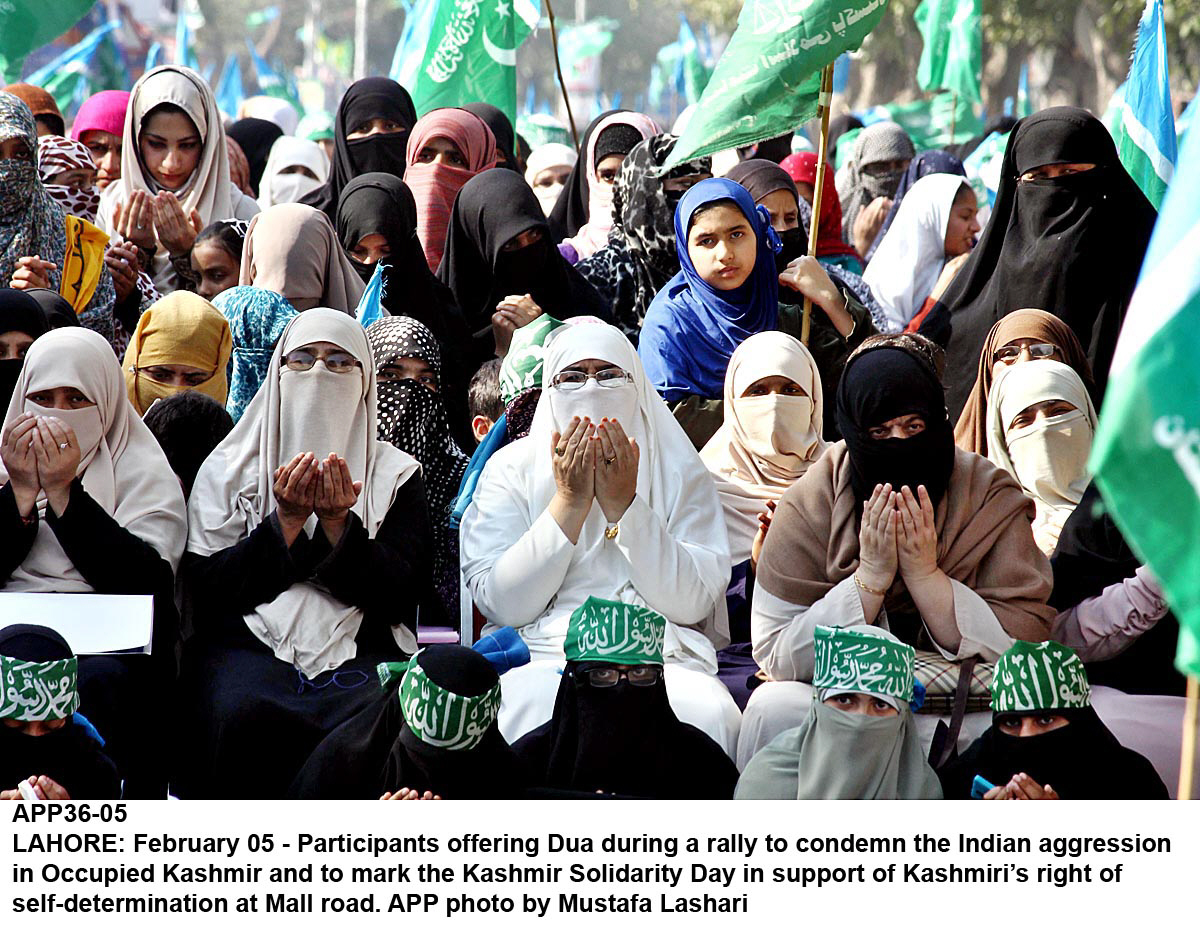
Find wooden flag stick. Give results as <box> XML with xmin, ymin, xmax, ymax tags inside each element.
<box><xmin>1180</xmin><ymin>675</ymin><xmax>1199</xmax><ymax>799</ymax></box>
<box><xmin>801</xmin><ymin>62</ymin><xmax>836</xmax><ymax>347</ymax></box>
<box><xmin>544</xmin><ymin>0</ymin><xmax>580</xmax><ymax>153</ymax></box>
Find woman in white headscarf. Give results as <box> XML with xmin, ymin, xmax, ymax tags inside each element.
<box><xmin>180</xmin><ymin>308</ymin><xmax>433</xmax><ymax>798</ymax></box>
<box><xmin>98</xmin><ymin>66</ymin><xmax>260</xmax><ymax>293</ymax></box>
<box><xmin>460</xmin><ymin>321</ymin><xmax>742</xmax><ymax>755</ymax></box>
<box><xmin>256</xmin><ymin>137</ymin><xmax>329</xmax><ymax>210</ymax></box>
<box><xmin>701</xmin><ymin>331</ymin><xmax>826</xmax><ymax>568</ymax></box>
<box><xmin>985</xmin><ymin>360</ymin><xmax>1097</xmax><ymax>556</ymax></box>
<box><xmin>0</xmin><ymin>327</ymin><xmax>187</xmax><ymax>795</ymax></box>
<box><xmin>862</xmin><ymin>174</ymin><xmax>980</xmax><ymax>333</ymax></box>
<box><xmin>525</xmin><ymin>142</ymin><xmax>577</xmax><ymax>216</ymax></box>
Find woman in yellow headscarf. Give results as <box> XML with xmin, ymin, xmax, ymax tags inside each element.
<box><xmin>122</xmin><ymin>291</ymin><xmax>232</xmax><ymax>415</ymax></box>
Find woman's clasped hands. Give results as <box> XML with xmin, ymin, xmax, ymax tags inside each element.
<box><xmin>548</xmin><ymin>415</ymin><xmax>639</xmax><ymax>544</ymax></box>
<box><xmin>272</xmin><ymin>451</ymin><xmax>363</xmax><ymax>546</ymax></box>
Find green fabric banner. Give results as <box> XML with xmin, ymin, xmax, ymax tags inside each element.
<box><xmin>411</xmin><ymin>0</ymin><xmax>538</xmax><ymax>129</ymax></box>
<box><xmin>666</xmin><ymin>0</ymin><xmax>890</xmax><ymax>167</ymax></box>
<box><xmin>0</xmin><ymin>0</ymin><xmax>96</xmax><ymax>83</ymax></box>
<box><xmin>914</xmin><ymin>0</ymin><xmax>982</xmax><ymax>104</ymax></box>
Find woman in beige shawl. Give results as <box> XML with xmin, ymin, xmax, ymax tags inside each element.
<box><xmin>98</xmin><ymin>66</ymin><xmax>259</xmax><ymax>293</ymax></box>
<box><xmin>738</xmin><ymin>335</ymin><xmax>1054</xmax><ymax>767</ymax></box>
<box><xmin>237</xmin><ymin>203</ymin><xmax>364</xmax><ymax>312</ymax></box>
<box><xmin>178</xmin><ymin>308</ymin><xmax>432</xmax><ymax>798</ymax></box>
<box><xmin>701</xmin><ymin>331</ymin><xmax>826</xmax><ymax>567</ymax></box>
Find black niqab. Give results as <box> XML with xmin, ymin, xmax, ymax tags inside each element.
<box><xmin>938</xmin><ymin>707</ymin><xmax>1167</xmax><ymax>799</ymax></box>
<box><xmin>288</xmin><ymin>646</ymin><xmax>526</xmax><ymax>799</ymax></box>
<box><xmin>0</xmin><ymin>288</ymin><xmax>50</xmax><ymax>408</ymax></box>
<box><xmin>836</xmin><ymin>343</ymin><xmax>955</xmax><ymax>509</ymax></box>
<box><xmin>25</xmin><ymin>288</ymin><xmax>82</xmax><ymax>330</ymax></box>
<box><xmin>227</xmin><ymin>117</ymin><xmax>284</xmax><ymax>197</ymax></box>
<box><xmin>0</xmin><ymin>625</ymin><xmax>121</xmax><ymax>799</ymax></box>
<box><xmin>460</xmin><ymin>102</ymin><xmax>516</xmax><ymax>170</ymax></box>
<box><xmin>512</xmin><ymin>661</ymin><xmax>738</xmax><ymax>799</ymax></box>
<box><xmin>302</xmin><ymin>78</ymin><xmax>418</xmax><ymax>223</ymax></box>
<box><xmin>919</xmin><ymin>107</ymin><xmax>1157</xmax><ymax>419</ymax></box>
<box><xmin>436</xmin><ymin>170</ymin><xmax>610</xmax><ymax>362</ymax></box>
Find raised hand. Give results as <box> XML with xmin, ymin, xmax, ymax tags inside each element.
<box><xmin>857</xmin><ymin>483</ymin><xmax>898</xmax><ymax>594</ymax></box>
<box><xmin>896</xmin><ymin>485</ymin><xmax>939</xmax><ymax>582</ymax></box>
<box><xmin>32</xmin><ymin>417</ymin><xmax>81</xmax><ymax>515</ymax></box>
<box><xmin>9</xmin><ymin>255</ymin><xmax>57</xmax><ymax>291</ymax></box>
<box><xmin>273</xmin><ymin>452</ymin><xmax>319</xmax><ymax>542</ymax></box>
<box><xmin>152</xmin><ymin>192</ymin><xmax>202</xmax><ymax>257</ymax></box>
<box><xmin>594</xmin><ymin>417</ymin><xmax>639</xmax><ymax>523</ymax></box>
<box><xmin>113</xmin><ymin>190</ymin><xmax>157</xmax><ymax>252</ymax></box>
<box><xmin>315</xmin><ymin>454</ymin><xmax>362</xmax><ymax>544</ymax></box>
<box><xmin>105</xmin><ymin>242</ymin><xmax>141</xmax><ymax>303</ymax></box>
<box><xmin>0</xmin><ymin>413</ymin><xmax>40</xmax><ymax>515</ymax></box>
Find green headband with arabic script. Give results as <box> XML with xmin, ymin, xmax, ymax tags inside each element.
<box><xmin>991</xmin><ymin>640</ymin><xmax>1090</xmax><ymax>712</ymax></box>
<box><xmin>564</xmin><ymin>597</ymin><xmax>666</xmax><ymax>666</ymax></box>
<box><xmin>377</xmin><ymin>658</ymin><xmax>501</xmax><ymax>752</ymax></box>
<box><xmin>0</xmin><ymin>655</ymin><xmax>80</xmax><ymax>722</ymax></box>
<box><xmin>498</xmin><ymin>314</ymin><xmax>565</xmax><ymax>404</ymax></box>
<box><xmin>812</xmin><ymin>625</ymin><xmax>915</xmax><ymax>703</ymax></box>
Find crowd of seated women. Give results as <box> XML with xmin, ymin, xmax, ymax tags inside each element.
<box><xmin>0</xmin><ymin>69</ymin><xmax>1181</xmax><ymax>800</ymax></box>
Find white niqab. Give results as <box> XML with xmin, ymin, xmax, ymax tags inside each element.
<box><xmin>257</xmin><ymin>136</ymin><xmax>329</xmax><ymax>210</ymax></box>
<box><xmin>187</xmin><ymin>308</ymin><xmax>420</xmax><ymax>676</ymax></box>
<box><xmin>0</xmin><ymin>328</ymin><xmax>187</xmax><ymax>591</ymax></box>
<box><xmin>986</xmin><ymin>360</ymin><xmax>1097</xmax><ymax>555</ymax></box>
<box><xmin>701</xmin><ymin>331</ymin><xmax>826</xmax><ymax>564</ymax></box>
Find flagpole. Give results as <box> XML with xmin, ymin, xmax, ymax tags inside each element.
<box><xmin>1181</xmin><ymin>675</ymin><xmax>1199</xmax><ymax>799</ymax></box>
<box><xmin>544</xmin><ymin>0</ymin><xmax>581</xmax><ymax>152</ymax></box>
<box><xmin>801</xmin><ymin>62</ymin><xmax>835</xmax><ymax>347</ymax></box>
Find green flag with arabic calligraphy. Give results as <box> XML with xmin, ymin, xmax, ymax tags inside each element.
<box><xmin>411</xmin><ymin>0</ymin><xmax>541</xmax><ymax>129</ymax></box>
<box><xmin>666</xmin><ymin>0</ymin><xmax>890</xmax><ymax>167</ymax></box>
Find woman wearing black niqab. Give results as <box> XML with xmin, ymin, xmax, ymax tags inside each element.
<box><xmin>289</xmin><ymin>645</ymin><xmax>525</xmax><ymax>799</ymax></box>
<box><xmin>227</xmin><ymin>117</ymin><xmax>284</xmax><ymax>198</ymax></box>
<box><xmin>918</xmin><ymin>107</ymin><xmax>1157</xmax><ymax>419</ymax></box>
<box><xmin>436</xmin><ymin>169</ymin><xmax>610</xmax><ymax>364</ymax></box>
<box><xmin>302</xmin><ymin>78</ymin><xmax>418</xmax><ymax>223</ymax></box>
<box><xmin>0</xmin><ymin>625</ymin><xmax>121</xmax><ymax>800</ymax></box>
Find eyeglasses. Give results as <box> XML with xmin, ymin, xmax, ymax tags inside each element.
<box><xmin>582</xmin><ymin>666</ymin><xmax>664</xmax><ymax>688</ymax></box>
<box><xmin>549</xmin><ymin>368</ymin><xmax>634</xmax><ymax>391</ymax></box>
<box><xmin>294</xmin><ymin>669</ymin><xmax>370</xmax><ymax>694</ymax></box>
<box><xmin>281</xmin><ymin>349</ymin><xmax>363</xmax><ymax>374</ymax></box>
<box><xmin>992</xmin><ymin>343</ymin><xmax>1059</xmax><ymax>365</ymax></box>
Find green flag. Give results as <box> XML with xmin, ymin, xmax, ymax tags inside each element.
<box><xmin>0</xmin><ymin>0</ymin><xmax>96</xmax><ymax>83</ymax></box>
<box><xmin>665</xmin><ymin>0</ymin><xmax>890</xmax><ymax>167</ymax></box>
<box><xmin>884</xmin><ymin>89</ymin><xmax>982</xmax><ymax>149</ymax></box>
<box><xmin>914</xmin><ymin>0</ymin><xmax>982</xmax><ymax>104</ymax></box>
<box><xmin>411</xmin><ymin>0</ymin><xmax>540</xmax><ymax>128</ymax></box>
<box><xmin>1090</xmin><ymin>116</ymin><xmax>1200</xmax><ymax>677</ymax></box>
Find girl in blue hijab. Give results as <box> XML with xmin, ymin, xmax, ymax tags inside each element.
<box><xmin>640</xmin><ymin>178</ymin><xmax>781</xmax><ymax>405</ymax></box>
<box><xmin>640</xmin><ymin>177</ymin><xmax>874</xmax><ymax>447</ymax></box>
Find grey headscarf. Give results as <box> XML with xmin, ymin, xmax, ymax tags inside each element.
<box><xmin>835</xmin><ymin>122</ymin><xmax>915</xmax><ymax>242</ymax></box>
<box><xmin>734</xmin><ymin>626</ymin><xmax>941</xmax><ymax>800</ymax></box>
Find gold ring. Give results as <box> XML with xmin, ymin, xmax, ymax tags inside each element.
<box><xmin>555</xmin><ymin>446</ymin><xmax>566</xmax><ymax>456</ymax></box>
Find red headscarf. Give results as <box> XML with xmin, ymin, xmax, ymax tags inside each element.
<box><xmin>780</xmin><ymin>153</ymin><xmax>860</xmax><ymax>261</ymax></box>
<box><xmin>404</xmin><ymin>108</ymin><xmax>498</xmax><ymax>272</ymax></box>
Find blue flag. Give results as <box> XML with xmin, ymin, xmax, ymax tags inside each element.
<box><xmin>1111</xmin><ymin>0</ymin><xmax>1177</xmax><ymax>209</ymax></box>
<box><xmin>215</xmin><ymin>54</ymin><xmax>245</xmax><ymax>121</ymax></box>
<box><xmin>355</xmin><ymin>262</ymin><xmax>387</xmax><ymax>329</ymax></box>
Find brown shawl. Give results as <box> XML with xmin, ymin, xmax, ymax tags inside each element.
<box><xmin>953</xmin><ymin>309</ymin><xmax>1094</xmax><ymax>455</ymax></box>
<box><xmin>756</xmin><ymin>442</ymin><xmax>1054</xmax><ymax>644</ymax></box>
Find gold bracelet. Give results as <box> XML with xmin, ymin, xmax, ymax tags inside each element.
<box><xmin>853</xmin><ymin>571</ymin><xmax>888</xmax><ymax>596</ymax></box>
<box><xmin>603</xmin><ymin>523</ymin><xmax>619</xmax><ymax>540</ymax></box>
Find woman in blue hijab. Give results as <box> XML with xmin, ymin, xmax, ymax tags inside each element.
<box><xmin>639</xmin><ymin>177</ymin><xmax>875</xmax><ymax>447</ymax></box>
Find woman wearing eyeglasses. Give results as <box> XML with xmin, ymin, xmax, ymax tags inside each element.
<box><xmin>953</xmin><ymin>308</ymin><xmax>1095</xmax><ymax>456</ymax></box>
<box><xmin>122</xmin><ymin>292</ymin><xmax>232</xmax><ymax>416</ymax></box>
<box><xmin>460</xmin><ymin>321</ymin><xmax>742</xmax><ymax>757</ymax></box>
<box><xmin>179</xmin><ymin>308</ymin><xmax>434</xmax><ymax>798</ymax></box>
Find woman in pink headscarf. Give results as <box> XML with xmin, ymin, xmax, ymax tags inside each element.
<box><xmin>70</xmin><ymin>91</ymin><xmax>130</xmax><ymax>191</ymax></box>
<box><xmin>404</xmin><ymin>108</ymin><xmax>498</xmax><ymax>272</ymax></box>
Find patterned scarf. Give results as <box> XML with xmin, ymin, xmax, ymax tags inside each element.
<box><xmin>576</xmin><ymin>134</ymin><xmax>711</xmax><ymax>337</ymax></box>
<box><xmin>211</xmin><ymin>286</ymin><xmax>298</xmax><ymax>423</ymax></box>
<box><xmin>37</xmin><ymin>135</ymin><xmax>101</xmax><ymax>223</ymax></box>
<box><xmin>0</xmin><ymin>94</ymin><xmax>68</xmax><ymax>294</ymax></box>
<box><xmin>367</xmin><ymin>317</ymin><xmax>468</xmax><ymax>620</ymax></box>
